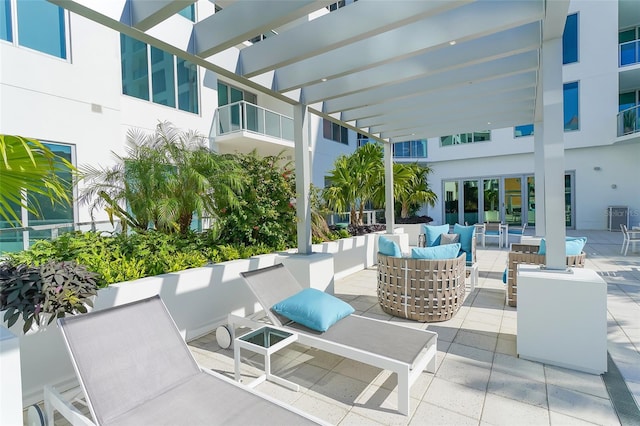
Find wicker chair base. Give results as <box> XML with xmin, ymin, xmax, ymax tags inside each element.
<box><xmin>377</xmin><ymin>253</ymin><xmax>466</xmax><ymax>322</ymax></box>
<box><xmin>507</xmin><ymin>244</ymin><xmax>586</xmax><ymax>307</ymax></box>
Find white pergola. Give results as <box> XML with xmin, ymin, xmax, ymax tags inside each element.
<box><xmin>50</xmin><ymin>0</ymin><xmax>571</xmax><ymax>269</ymax></box>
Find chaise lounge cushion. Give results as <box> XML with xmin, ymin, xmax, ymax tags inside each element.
<box><xmin>272</xmin><ymin>288</ymin><xmax>355</xmax><ymax>332</ymax></box>
<box><xmin>411</xmin><ymin>243</ymin><xmax>461</xmax><ymax>260</ymax></box>
<box><xmin>378</xmin><ymin>236</ymin><xmax>402</xmax><ymax>257</ymax></box>
<box><xmin>423</xmin><ymin>224</ymin><xmax>450</xmax><ymax>246</ymax></box>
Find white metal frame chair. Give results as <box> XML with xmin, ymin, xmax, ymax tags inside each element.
<box><xmin>43</xmin><ymin>296</ymin><xmax>325</xmax><ymax>426</ymax></box>
<box><xmin>507</xmin><ymin>223</ymin><xmax>527</xmax><ymax>246</ymax></box>
<box><xmin>483</xmin><ymin>222</ymin><xmax>503</xmax><ymax>247</ymax></box>
<box><xmin>620</xmin><ymin>224</ymin><xmax>640</xmax><ymax>255</ymax></box>
<box><xmin>217</xmin><ymin>263</ymin><xmax>437</xmax><ymax>416</ymax></box>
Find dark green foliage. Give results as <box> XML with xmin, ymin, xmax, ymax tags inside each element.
<box><xmin>216</xmin><ymin>151</ymin><xmax>297</xmax><ymax>249</ymax></box>
<box><xmin>0</xmin><ymin>261</ymin><xmax>98</xmax><ymax>333</ymax></box>
<box><xmin>4</xmin><ymin>230</ymin><xmax>281</xmax><ymax>287</ymax></box>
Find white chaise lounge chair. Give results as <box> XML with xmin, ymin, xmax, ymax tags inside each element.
<box><xmin>42</xmin><ymin>296</ymin><xmax>325</xmax><ymax>426</ymax></box>
<box><xmin>218</xmin><ymin>263</ymin><xmax>438</xmax><ymax>416</ymax></box>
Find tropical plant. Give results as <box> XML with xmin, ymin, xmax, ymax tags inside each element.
<box><xmin>0</xmin><ymin>260</ymin><xmax>98</xmax><ymax>333</ymax></box>
<box><xmin>0</xmin><ymin>135</ymin><xmax>74</xmax><ymax>226</ymax></box>
<box><xmin>389</xmin><ymin>163</ymin><xmax>437</xmax><ymax>218</ymax></box>
<box><xmin>79</xmin><ymin>122</ymin><xmax>245</xmax><ymax>234</ymax></box>
<box><xmin>216</xmin><ymin>151</ymin><xmax>297</xmax><ymax>249</ymax></box>
<box><xmin>323</xmin><ymin>143</ymin><xmax>383</xmax><ymax>226</ymax></box>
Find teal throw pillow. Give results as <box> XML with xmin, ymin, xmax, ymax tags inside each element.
<box><xmin>423</xmin><ymin>224</ymin><xmax>449</xmax><ymax>246</ymax></box>
<box><xmin>502</xmin><ymin>268</ymin><xmax>507</xmax><ymax>284</ymax></box>
<box><xmin>272</xmin><ymin>288</ymin><xmax>354</xmax><ymax>332</ymax></box>
<box><xmin>378</xmin><ymin>236</ymin><xmax>402</xmax><ymax>257</ymax></box>
<box><xmin>453</xmin><ymin>223</ymin><xmax>475</xmax><ymax>262</ymax></box>
<box><xmin>538</xmin><ymin>237</ymin><xmax>586</xmax><ymax>255</ymax></box>
<box><xmin>411</xmin><ymin>243</ymin><xmax>461</xmax><ymax>260</ymax></box>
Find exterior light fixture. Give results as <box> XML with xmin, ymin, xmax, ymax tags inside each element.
<box><xmin>449</xmin><ymin>40</ymin><xmax>456</xmax><ymax>45</ymax></box>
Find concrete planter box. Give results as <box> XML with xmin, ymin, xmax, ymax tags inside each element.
<box><xmin>2</xmin><ymin>233</ymin><xmax>381</xmax><ymax>408</ymax></box>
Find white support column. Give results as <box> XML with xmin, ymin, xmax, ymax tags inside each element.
<box><xmin>384</xmin><ymin>142</ymin><xmax>395</xmax><ymax>235</ymax></box>
<box><xmin>533</xmin><ymin>119</ymin><xmax>546</xmax><ymax>237</ymax></box>
<box><xmin>294</xmin><ymin>104</ymin><xmax>312</xmax><ymax>254</ymax></box>
<box><xmin>0</xmin><ymin>327</ymin><xmax>23</xmax><ymax>426</ymax></box>
<box><xmin>541</xmin><ymin>38</ymin><xmax>566</xmax><ymax>270</ymax></box>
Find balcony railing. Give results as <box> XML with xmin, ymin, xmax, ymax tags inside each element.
<box><xmin>216</xmin><ymin>101</ymin><xmax>294</xmax><ymax>141</ymax></box>
<box><xmin>617</xmin><ymin>105</ymin><xmax>640</xmax><ymax>136</ymax></box>
<box><xmin>619</xmin><ymin>40</ymin><xmax>640</xmax><ymax>67</ymax></box>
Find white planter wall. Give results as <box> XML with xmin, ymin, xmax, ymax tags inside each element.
<box><xmin>2</xmin><ymin>234</ymin><xmax>382</xmax><ymax>407</ymax></box>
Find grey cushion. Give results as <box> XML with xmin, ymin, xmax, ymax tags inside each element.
<box><xmin>439</xmin><ymin>233</ymin><xmax>460</xmax><ymax>245</ymax></box>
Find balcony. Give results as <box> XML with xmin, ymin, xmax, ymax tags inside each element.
<box><xmin>617</xmin><ymin>105</ymin><xmax>640</xmax><ymax>136</ymax></box>
<box><xmin>214</xmin><ymin>101</ymin><xmax>295</xmax><ymax>156</ymax></box>
<box><xmin>619</xmin><ymin>40</ymin><xmax>640</xmax><ymax>67</ymax></box>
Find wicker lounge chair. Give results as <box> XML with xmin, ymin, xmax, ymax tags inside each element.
<box><xmin>506</xmin><ymin>244</ymin><xmax>586</xmax><ymax>307</ymax></box>
<box><xmin>219</xmin><ymin>263</ymin><xmax>437</xmax><ymax>416</ymax></box>
<box><xmin>43</xmin><ymin>296</ymin><xmax>325</xmax><ymax>426</ymax></box>
<box><xmin>377</xmin><ymin>253</ymin><xmax>466</xmax><ymax>322</ymax></box>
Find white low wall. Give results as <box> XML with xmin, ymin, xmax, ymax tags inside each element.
<box><xmin>2</xmin><ymin>233</ymin><xmax>382</xmax><ymax>407</ymax></box>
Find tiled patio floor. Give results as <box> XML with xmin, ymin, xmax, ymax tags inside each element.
<box><xmin>190</xmin><ymin>230</ymin><xmax>640</xmax><ymax>425</ymax></box>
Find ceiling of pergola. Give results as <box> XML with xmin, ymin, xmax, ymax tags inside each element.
<box><xmin>51</xmin><ymin>0</ymin><xmax>570</xmax><ymax>143</ymax></box>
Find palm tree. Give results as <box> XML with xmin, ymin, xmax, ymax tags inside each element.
<box><xmin>0</xmin><ymin>135</ymin><xmax>74</xmax><ymax>226</ymax></box>
<box><xmin>323</xmin><ymin>143</ymin><xmax>383</xmax><ymax>226</ymax></box>
<box><xmin>79</xmin><ymin>122</ymin><xmax>245</xmax><ymax>234</ymax></box>
<box><xmin>392</xmin><ymin>163</ymin><xmax>437</xmax><ymax>218</ymax></box>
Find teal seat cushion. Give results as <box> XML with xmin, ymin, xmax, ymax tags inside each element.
<box><xmin>411</xmin><ymin>243</ymin><xmax>461</xmax><ymax>260</ymax></box>
<box><xmin>378</xmin><ymin>236</ymin><xmax>402</xmax><ymax>257</ymax></box>
<box><xmin>423</xmin><ymin>224</ymin><xmax>449</xmax><ymax>247</ymax></box>
<box><xmin>453</xmin><ymin>224</ymin><xmax>475</xmax><ymax>262</ymax></box>
<box><xmin>538</xmin><ymin>237</ymin><xmax>587</xmax><ymax>255</ymax></box>
<box><xmin>272</xmin><ymin>288</ymin><xmax>355</xmax><ymax>332</ymax></box>
<box><xmin>502</xmin><ymin>268</ymin><xmax>507</xmax><ymax>284</ymax></box>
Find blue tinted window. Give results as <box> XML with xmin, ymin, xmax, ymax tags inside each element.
<box><xmin>177</xmin><ymin>58</ymin><xmax>198</xmax><ymax>113</ymax></box>
<box><xmin>563</xmin><ymin>81</ymin><xmax>579</xmax><ymax>131</ymax></box>
<box><xmin>178</xmin><ymin>4</ymin><xmax>195</xmax><ymax>21</ymax></box>
<box><xmin>151</xmin><ymin>47</ymin><xmax>175</xmax><ymax>107</ymax></box>
<box><xmin>563</xmin><ymin>13</ymin><xmax>578</xmax><ymax>64</ymax></box>
<box><xmin>515</xmin><ymin>124</ymin><xmax>534</xmax><ymax>137</ymax></box>
<box><xmin>17</xmin><ymin>0</ymin><xmax>66</xmax><ymax>58</ymax></box>
<box><xmin>121</xmin><ymin>34</ymin><xmax>149</xmax><ymax>100</ymax></box>
<box><xmin>1</xmin><ymin>0</ymin><xmax>11</xmax><ymax>42</ymax></box>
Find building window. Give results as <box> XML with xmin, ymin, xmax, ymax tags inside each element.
<box><xmin>178</xmin><ymin>4</ymin><xmax>195</xmax><ymax>21</ymax></box>
<box><xmin>394</xmin><ymin>140</ymin><xmax>427</xmax><ymax>158</ymax></box>
<box><xmin>563</xmin><ymin>81</ymin><xmax>579</xmax><ymax>131</ymax></box>
<box><xmin>2</xmin><ymin>0</ymin><xmax>68</xmax><ymax>58</ymax></box>
<box><xmin>562</xmin><ymin>13</ymin><xmax>578</xmax><ymax>64</ymax></box>
<box><xmin>323</xmin><ymin>119</ymin><xmax>349</xmax><ymax>144</ymax></box>
<box><xmin>217</xmin><ymin>82</ymin><xmax>257</xmax><ymax>106</ymax></box>
<box><xmin>1</xmin><ymin>0</ymin><xmax>12</xmax><ymax>42</ymax></box>
<box><xmin>120</xmin><ymin>34</ymin><xmax>199</xmax><ymax>114</ymax></box>
<box><xmin>514</xmin><ymin>124</ymin><xmax>534</xmax><ymax>138</ymax></box>
<box><xmin>619</xmin><ymin>27</ymin><xmax>639</xmax><ymax>66</ymax></box>
<box><xmin>440</xmin><ymin>131</ymin><xmax>491</xmax><ymax>146</ymax></box>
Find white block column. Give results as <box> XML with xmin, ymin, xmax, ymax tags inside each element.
<box><xmin>0</xmin><ymin>327</ymin><xmax>23</xmax><ymax>426</ymax></box>
<box><xmin>294</xmin><ymin>103</ymin><xmax>312</xmax><ymax>254</ymax></box>
<box><xmin>384</xmin><ymin>142</ymin><xmax>395</xmax><ymax>235</ymax></box>
<box><xmin>541</xmin><ymin>38</ymin><xmax>566</xmax><ymax>270</ymax></box>
<box><xmin>533</xmin><ymin>119</ymin><xmax>546</xmax><ymax>237</ymax></box>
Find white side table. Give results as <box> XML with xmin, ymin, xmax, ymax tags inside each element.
<box><xmin>234</xmin><ymin>326</ymin><xmax>300</xmax><ymax>391</ymax></box>
<box><xmin>465</xmin><ymin>262</ymin><xmax>478</xmax><ymax>291</ymax></box>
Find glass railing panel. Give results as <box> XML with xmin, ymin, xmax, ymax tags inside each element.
<box><xmin>617</xmin><ymin>105</ymin><xmax>639</xmax><ymax>136</ymax></box>
<box><xmin>619</xmin><ymin>40</ymin><xmax>639</xmax><ymax>67</ymax></box>
<box><xmin>265</xmin><ymin>110</ymin><xmax>281</xmax><ymax>138</ymax></box>
<box><xmin>245</xmin><ymin>103</ymin><xmax>260</xmax><ymax>133</ymax></box>
<box><xmin>218</xmin><ymin>106</ymin><xmax>231</xmax><ymax>134</ymax></box>
<box><xmin>281</xmin><ymin>117</ymin><xmax>294</xmax><ymax>141</ymax></box>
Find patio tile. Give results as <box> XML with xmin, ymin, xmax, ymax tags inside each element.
<box><xmin>421</xmin><ymin>377</ymin><xmax>485</xmax><ymax>420</ymax></box>
<box><xmin>547</xmin><ymin>384</ymin><xmax>619</xmax><ymax>425</ymax></box>
<box><xmin>306</xmin><ymin>371</ymin><xmax>371</xmax><ymax>408</ymax></box>
<box><xmin>452</xmin><ymin>329</ymin><xmax>498</xmax><ymax>352</ymax></box>
<box><xmin>435</xmin><ymin>357</ymin><xmax>491</xmax><ymax>391</ymax></box>
<box><xmin>544</xmin><ymin>365</ymin><xmax>609</xmax><ymax>399</ymax></box>
<box><xmin>338</xmin><ymin>410</ymin><xmax>387</xmax><ymax>425</ymax></box>
<box><xmin>351</xmin><ymin>387</ymin><xmax>421</xmax><ymax>425</ymax></box>
<box><xmin>491</xmin><ymin>352</ymin><xmax>545</xmax><ymax>383</ymax></box>
<box><xmin>293</xmin><ymin>393</ymin><xmax>350</xmax><ymax>424</ymax></box>
<box><xmin>410</xmin><ymin>402</ymin><xmax>479</xmax><ymax>426</ymax></box>
<box><xmin>446</xmin><ymin>342</ymin><xmax>495</xmax><ymax>366</ymax></box>
<box><xmin>332</xmin><ymin>358</ymin><xmax>385</xmax><ymax>384</ymax></box>
<box><xmin>487</xmin><ymin>369</ymin><xmax>548</xmax><ymax>408</ymax></box>
<box><xmin>549</xmin><ymin>411</ymin><xmax>603</xmax><ymax>425</ymax></box>
<box><xmin>494</xmin><ymin>334</ymin><xmax>517</xmax><ymax>356</ymax></box>
<box><xmin>481</xmin><ymin>392</ymin><xmax>550</xmax><ymax>425</ymax></box>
